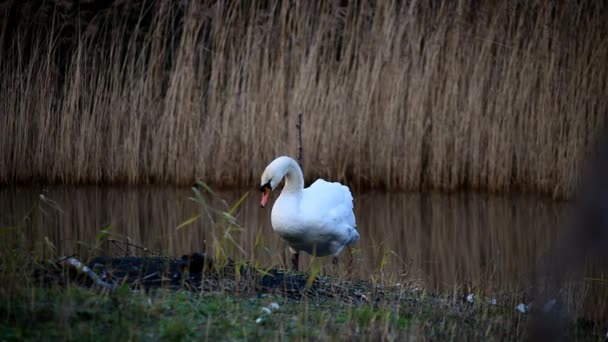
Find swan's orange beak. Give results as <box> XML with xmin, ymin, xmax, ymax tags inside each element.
<box><xmin>260</xmin><ymin>187</ymin><xmax>271</xmax><ymax>208</ymax></box>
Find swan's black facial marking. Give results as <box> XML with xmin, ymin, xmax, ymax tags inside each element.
<box><xmin>260</xmin><ymin>182</ymin><xmax>271</xmax><ymax>192</ymax></box>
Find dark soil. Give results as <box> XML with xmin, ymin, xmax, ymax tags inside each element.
<box><xmin>34</xmin><ymin>253</ymin><xmax>375</xmax><ymax>304</ymax></box>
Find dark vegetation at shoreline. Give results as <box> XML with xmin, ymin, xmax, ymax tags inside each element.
<box><xmin>0</xmin><ymin>180</ymin><xmax>606</xmax><ymax>339</ymax></box>
<box><xmin>1</xmin><ymin>250</ymin><xmax>603</xmax><ymax>341</ymax></box>
<box><xmin>1</xmin><ymin>0</ymin><xmax>607</xmax><ymax>198</ymax></box>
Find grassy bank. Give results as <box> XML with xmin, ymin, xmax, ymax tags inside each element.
<box><xmin>0</xmin><ymin>256</ymin><xmax>603</xmax><ymax>341</ymax></box>
<box><xmin>0</xmin><ymin>286</ymin><xmax>537</xmax><ymax>341</ymax></box>
<box><xmin>1</xmin><ymin>184</ymin><xmax>606</xmax><ymax>340</ymax></box>
<box><xmin>1</xmin><ymin>1</ymin><xmax>607</xmax><ymax>198</ymax></box>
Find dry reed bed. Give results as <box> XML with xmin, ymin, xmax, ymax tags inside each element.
<box><xmin>1</xmin><ymin>1</ymin><xmax>607</xmax><ymax>198</ymax></box>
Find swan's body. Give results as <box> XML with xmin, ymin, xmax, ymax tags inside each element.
<box><xmin>260</xmin><ymin>156</ymin><xmax>359</xmax><ymax>260</ymax></box>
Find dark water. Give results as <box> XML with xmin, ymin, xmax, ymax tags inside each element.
<box><xmin>0</xmin><ymin>185</ymin><xmax>569</xmax><ymax>294</ymax></box>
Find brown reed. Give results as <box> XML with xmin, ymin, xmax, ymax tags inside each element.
<box><xmin>1</xmin><ymin>0</ymin><xmax>607</xmax><ymax>198</ymax></box>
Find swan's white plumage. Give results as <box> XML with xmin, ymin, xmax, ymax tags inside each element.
<box><xmin>261</xmin><ymin>156</ymin><xmax>359</xmax><ymax>257</ymax></box>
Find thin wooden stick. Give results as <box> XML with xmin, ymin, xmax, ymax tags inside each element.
<box><xmin>293</xmin><ymin>112</ymin><xmax>303</xmax><ymax>271</ymax></box>
<box><xmin>296</xmin><ymin>112</ymin><xmax>303</xmax><ymax>167</ymax></box>
<box><xmin>108</xmin><ymin>238</ymin><xmax>162</xmax><ymax>256</ymax></box>
<box><xmin>110</xmin><ymin>239</ymin><xmax>128</xmax><ymax>255</ymax></box>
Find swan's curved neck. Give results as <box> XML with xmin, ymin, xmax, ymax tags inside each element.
<box><xmin>282</xmin><ymin>159</ymin><xmax>304</xmax><ymax>193</ymax></box>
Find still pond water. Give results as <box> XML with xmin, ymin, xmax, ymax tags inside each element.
<box><xmin>2</xmin><ymin>185</ymin><xmax>568</xmax><ymax>294</ymax></box>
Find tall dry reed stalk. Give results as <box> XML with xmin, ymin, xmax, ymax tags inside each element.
<box><xmin>1</xmin><ymin>0</ymin><xmax>607</xmax><ymax>198</ymax></box>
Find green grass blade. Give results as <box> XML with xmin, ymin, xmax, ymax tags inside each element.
<box><xmin>228</xmin><ymin>192</ymin><xmax>249</xmax><ymax>216</ymax></box>
<box><xmin>306</xmin><ymin>257</ymin><xmax>322</xmax><ymax>289</ymax></box>
<box><xmin>191</xmin><ymin>186</ymin><xmax>205</xmax><ymax>205</ymax></box>
<box><xmin>176</xmin><ymin>213</ymin><xmax>202</xmax><ymax>230</ymax></box>
<box><xmin>196</xmin><ymin>180</ymin><xmax>217</xmax><ymax>198</ymax></box>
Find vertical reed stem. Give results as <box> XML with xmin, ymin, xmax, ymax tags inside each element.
<box><xmin>296</xmin><ymin>112</ymin><xmax>303</xmax><ymax>167</ymax></box>
<box><xmin>292</xmin><ymin>111</ymin><xmax>303</xmax><ymax>271</ymax></box>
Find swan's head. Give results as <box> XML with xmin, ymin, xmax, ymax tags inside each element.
<box><xmin>259</xmin><ymin>156</ymin><xmax>293</xmax><ymax>208</ymax></box>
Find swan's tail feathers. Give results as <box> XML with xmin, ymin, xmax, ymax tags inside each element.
<box><xmin>347</xmin><ymin>227</ymin><xmax>360</xmax><ymax>245</ymax></box>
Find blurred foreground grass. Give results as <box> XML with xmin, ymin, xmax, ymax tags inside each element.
<box><xmin>1</xmin><ymin>280</ymin><xmax>602</xmax><ymax>341</ymax></box>
<box><xmin>0</xmin><ymin>285</ymin><xmax>519</xmax><ymax>341</ymax></box>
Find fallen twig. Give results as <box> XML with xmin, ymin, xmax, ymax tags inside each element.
<box><xmin>63</xmin><ymin>257</ymin><xmax>117</xmax><ymax>290</ymax></box>
<box><xmin>108</xmin><ymin>238</ymin><xmax>162</xmax><ymax>256</ymax></box>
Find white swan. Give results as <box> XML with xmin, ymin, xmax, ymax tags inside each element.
<box><xmin>260</xmin><ymin>156</ymin><xmax>360</xmax><ymax>270</ymax></box>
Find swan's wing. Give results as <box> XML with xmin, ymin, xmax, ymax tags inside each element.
<box><xmin>302</xmin><ymin>179</ymin><xmax>359</xmax><ymax>245</ymax></box>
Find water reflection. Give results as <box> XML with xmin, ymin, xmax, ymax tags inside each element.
<box><xmin>1</xmin><ymin>186</ymin><xmax>566</xmax><ymax>293</ymax></box>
